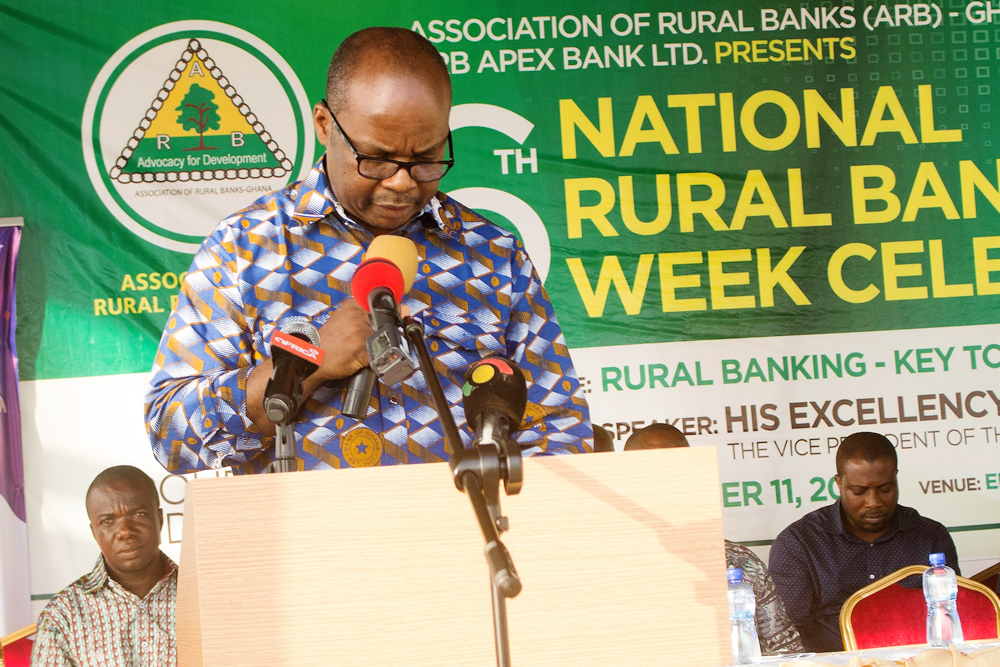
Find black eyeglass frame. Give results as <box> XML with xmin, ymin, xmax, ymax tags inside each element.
<box><xmin>321</xmin><ymin>99</ymin><xmax>455</xmax><ymax>182</ymax></box>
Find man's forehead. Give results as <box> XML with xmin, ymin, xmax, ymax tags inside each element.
<box><xmin>87</xmin><ymin>481</ymin><xmax>158</xmax><ymax>512</ymax></box>
<box><xmin>841</xmin><ymin>457</ymin><xmax>896</xmax><ymax>480</ymax></box>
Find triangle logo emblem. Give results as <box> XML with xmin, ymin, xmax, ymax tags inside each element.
<box><xmin>109</xmin><ymin>38</ymin><xmax>292</xmax><ymax>185</ymax></box>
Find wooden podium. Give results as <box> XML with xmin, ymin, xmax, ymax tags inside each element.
<box><xmin>176</xmin><ymin>447</ymin><xmax>730</xmax><ymax>666</ymax></box>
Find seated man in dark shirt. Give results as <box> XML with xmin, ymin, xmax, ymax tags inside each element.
<box><xmin>768</xmin><ymin>431</ymin><xmax>959</xmax><ymax>653</ymax></box>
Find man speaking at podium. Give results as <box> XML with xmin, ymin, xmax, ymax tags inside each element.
<box><xmin>144</xmin><ymin>27</ymin><xmax>592</xmax><ymax>473</ymax></box>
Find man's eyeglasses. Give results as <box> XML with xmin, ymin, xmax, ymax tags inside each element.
<box><xmin>321</xmin><ymin>99</ymin><xmax>454</xmax><ymax>183</ymax></box>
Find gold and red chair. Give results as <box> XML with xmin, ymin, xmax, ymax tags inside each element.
<box><xmin>0</xmin><ymin>623</ymin><xmax>36</xmax><ymax>667</ymax></box>
<box><xmin>970</xmin><ymin>562</ymin><xmax>1000</xmax><ymax>596</ymax></box>
<box><xmin>840</xmin><ymin>565</ymin><xmax>1000</xmax><ymax>650</ymax></box>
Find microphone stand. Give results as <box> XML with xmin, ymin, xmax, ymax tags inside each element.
<box><xmin>402</xmin><ymin>316</ymin><xmax>522</xmax><ymax>667</ymax></box>
<box><xmin>272</xmin><ymin>421</ymin><xmax>297</xmax><ymax>473</ymax></box>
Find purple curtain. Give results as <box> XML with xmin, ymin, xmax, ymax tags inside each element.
<box><xmin>0</xmin><ymin>226</ymin><xmax>23</xmax><ymax>521</ymax></box>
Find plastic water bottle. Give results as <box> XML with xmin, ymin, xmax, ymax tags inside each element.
<box><xmin>727</xmin><ymin>567</ymin><xmax>762</xmax><ymax>664</ymax></box>
<box><xmin>923</xmin><ymin>552</ymin><xmax>963</xmax><ymax>647</ymax></box>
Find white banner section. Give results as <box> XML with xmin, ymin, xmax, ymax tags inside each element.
<box><xmin>573</xmin><ymin>323</ymin><xmax>1000</xmax><ymax>575</ymax></box>
<box><xmin>19</xmin><ymin>324</ymin><xmax>1000</xmax><ymax>617</ymax></box>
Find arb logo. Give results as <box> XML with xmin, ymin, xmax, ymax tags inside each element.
<box><xmin>83</xmin><ymin>21</ymin><xmax>313</xmax><ymax>253</ymax></box>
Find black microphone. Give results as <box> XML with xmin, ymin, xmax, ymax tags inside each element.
<box><xmin>461</xmin><ymin>356</ymin><xmax>528</xmax><ymax>597</ymax></box>
<box><xmin>342</xmin><ymin>237</ymin><xmax>418</xmax><ymax>420</ymax></box>
<box><xmin>462</xmin><ymin>357</ymin><xmax>528</xmax><ymax>449</ymax></box>
<box><xmin>263</xmin><ymin>320</ymin><xmax>323</xmax><ymax>423</ymax></box>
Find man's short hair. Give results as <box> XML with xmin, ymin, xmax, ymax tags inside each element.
<box><xmin>592</xmin><ymin>425</ymin><xmax>615</xmax><ymax>452</ymax></box>
<box><xmin>835</xmin><ymin>432</ymin><xmax>897</xmax><ymax>475</ymax></box>
<box><xmin>325</xmin><ymin>27</ymin><xmax>451</xmax><ymax>114</ymax></box>
<box><xmin>624</xmin><ymin>423</ymin><xmax>689</xmax><ymax>451</ymax></box>
<box><xmin>85</xmin><ymin>465</ymin><xmax>159</xmax><ymax>510</ymax></box>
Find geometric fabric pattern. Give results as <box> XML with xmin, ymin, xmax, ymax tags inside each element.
<box><xmin>144</xmin><ymin>158</ymin><xmax>593</xmax><ymax>473</ymax></box>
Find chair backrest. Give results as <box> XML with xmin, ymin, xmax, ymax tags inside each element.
<box><xmin>970</xmin><ymin>563</ymin><xmax>1000</xmax><ymax>595</ymax></box>
<box><xmin>840</xmin><ymin>566</ymin><xmax>1000</xmax><ymax>651</ymax></box>
<box><xmin>0</xmin><ymin>623</ymin><xmax>37</xmax><ymax>667</ymax></box>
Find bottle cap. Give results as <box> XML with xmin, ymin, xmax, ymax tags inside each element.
<box><xmin>929</xmin><ymin>553</ymin><xmax>945</xmax><ymax>566</ymax></box>
<box><xmin>727</xmin><ymin>567</ymin><xmax>743</xmax><ymax>583</ymax></box>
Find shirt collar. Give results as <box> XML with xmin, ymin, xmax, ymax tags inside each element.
<box><xmin>821</xmin><ymin>500</ymin><xmax>909</xmax><ymax>541</ymax></box>
<box><xmin>290</xmin><ymin>156</ymin><xmax>461</xmax><ymax>241</ymax></box>
<box><xmin>81</xmin><ymin>552</ymin><xmax>178</xmax><ymax>597</ymax></box>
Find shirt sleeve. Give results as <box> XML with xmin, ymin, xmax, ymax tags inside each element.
<box><xmin>144</xmin><ymin>221</ymin><xmax>266</xmax><ymax>473</ymax></box>
<box><xmin>767</xmin><ymin>530</ymin><xmax>816</xmax><ymax>632</ymax></box>
<box><xmin>30</xmin><ymin>613</ymin><xmax>75</xmax><ymax>667</ymax></box>
<box><xmin>503</xmin><ymin>244</ymin><xmax>593</xmax><ymax>455</ymax></box>
<box><xmin>937</xmin><ymin>524</ymin><xmax>961</xmax><ymax>577</ymax></box>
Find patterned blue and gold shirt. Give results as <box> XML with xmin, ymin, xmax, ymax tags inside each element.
<box><xmin>144</xmin><ymin>158</ymin><xmax>592</xmax><ymax>474</ymax></box>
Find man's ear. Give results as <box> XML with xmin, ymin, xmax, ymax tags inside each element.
<box><xmin>834</xmin><ymin>474</ymin><xmax>842</xmax><ymax>493</ymax></box>
<box><xmin>313</xmin><ymin>103</ymin><xmax>332</xmax><ymax>146</ymax></box>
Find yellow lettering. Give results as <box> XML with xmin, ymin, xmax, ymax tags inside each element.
<box><xmin>135</xmin><ymin>273</ymin><xmax>148</xmax><ymax>291</ymax></box>
<box><xmin>677</xmin><ymin>173</ymin><xmax>729</xmax><ymax>232</ymax></box>
<box><xmin>881</xmin><ymin>240</ymin><xmax>927</xmax><ymax>301</ymax></box>
<box><xmin>152</xmin><ymin>296</ymin><xmax>166</xmax><ymax>313</ymax></box>
<box><xmin>719</xmin><ymin>93</ymin><xmax>737</xmax><ymax>152</ymax></box>
<box><xmin>708</xmin><ymin>249</ymin><xmax>755</xmax><ymax>309</ymax></box>
<box><xmin>619</xmin><ymin>175</ymin><xmax>671</xmax><ymax>235</ymax></box>
<box><xmin>566</xmin><ymin>255</ymin><xmax>654</xmax><ymax>317</ymax></box>
<box><xmin>666</xmin><ymin>93</ymin><xmax>715</xmax><ymax>154</ymax></box>
<box><xmin>902</xmin><ymin>162</ymin><xmax>959</xmax><ymax>222</ymax></box>
<box><xmin>740</xmin><ymin>90</ymin><xmax>801</xmax><ymax>151</ymax></box>
<box><xmin>804</xmin><ymin>88</ymin><xmax>857</xmax><ymax>148</ymax></box>
<box><xmin>918</xmin><ymin>85</ymin><xmax>962</xmax><ymax>143</ymax></box>
<box><xmin>565</xmin><ymin>178</ymin><xmax>618</xmax><ymax>238</ymax></box>
<box><xmin>560</xmin><ymin>98</ymin><xmax>615</xmax><ymax>159</ymax></box>
<box><xmin>959</xmin><ymin>160</ymin><xmax>1000</xmax><ymax>219</ymax></box>
<box><xmin>137</xmin><ymin>296</ymin><xmax>153</xmax><ymax>314</ymax></box>
<box><xmin>729</xmin><ymin>170</ymin><xmax>788</xmax><ymax>230</ymax></box>
<box><xmin>860</xmin><ymin>86</ymin><xmax>918</xmax><ymax>146</ymax></box>
<box><xmin>93</xmin><ymin>299</ymin><xmax>108</xmax><ymax>316</ymax></box>
<box><xmin>829</xmin><ymin>243</ymin><xmax>880</xmax><ymax>303</ymax></box>
<box><xmin>619</xmin><ymin>95</ymin><xmax>678</xmax><ymax>157</ymax></box>
<box><xmin>758</xmin><ymin>247</ymin><xmax>811</xmax><ymax>307</ymax></box>
<box><xmin>973</xmin><ymin>235</ymin><xmax>1000</xmax><ymax>295</ymax></box>
<box><xmin>788</xmin><ymin>168</ymin><xmax>832</xmax><ymax>227</ymax></box>
<box><xmin>120</xmin><ymin>274</ymin><xmax>136</xmax><ymax>291</ymax></box>
<box><xmin>659</xmin><ymin>252</ymin><xmax>706</xmax><ymax>312</ymax></box>
<box><xmin>851</xmin><ymin>164</ymin><xmax>900</xmax><ymax>224</ymax></box>
<box><xmin>149</xmin><ymin>273</ymin><xmax>162</xmax><ymax>290</ymax></box>
<box><xmin>123</xmin><ymin>297</ymin><xmax>137</xmax><ymax>314</ymax></box>
<box><xmin>928</xmin><ymin>239</ymin><xmax>973</xmax><ymax>298</ymax></box>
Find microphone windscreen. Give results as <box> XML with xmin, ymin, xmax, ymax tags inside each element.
<box><xmin>462</xmin><ymin>357</ymin><xmax>528</xmax><ymax>428</ymax></box>
<box><xmin>351</xmin><ymin>258</ymin><xmax>404</xmax><ymax>312</ymax></box>
<box><xmin>366</xmin><ymin>236</ymin><xmax>418</xmax><ymax>291</ymax></box>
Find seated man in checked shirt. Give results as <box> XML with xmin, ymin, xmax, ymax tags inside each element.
<box><xmin>32</xmin><ymin>466</ymin><xmax>177</xmax><ymax>666</ymax></box>
<box><xmin>624</xmin><ymin>425</ymin><xmax>804</xmax><ymax>655</ymax></box>
<box><xmin>769</xmin><ymin>431</ymin><xmax>959</xmax><ymax>653</ymax></box>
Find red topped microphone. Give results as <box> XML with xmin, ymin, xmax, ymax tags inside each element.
<box><xmin>342</xmin><ymin>237</ymin><xmax>419</xmax><ymax>419</ymax></box>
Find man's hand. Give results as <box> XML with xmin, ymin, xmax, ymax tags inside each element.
<box><xmin>310</xmin><ymin>299</ymin><xmax>373</xmax><ymax>384</ymax></box>
<box><xmin>246</xmin><ymin>300</ymin><xmax>373</xmax><ymax>435</ymax></box>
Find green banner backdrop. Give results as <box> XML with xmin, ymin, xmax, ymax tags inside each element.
<box><xmin>5</xmin><ymin>1</ymin><xmax>1000</xmax><ymax>609</ymax></box>
<box><xmin>4</xmin><ymin>0</ymin><xmax>999</xmax><ymax>382</ymax></box>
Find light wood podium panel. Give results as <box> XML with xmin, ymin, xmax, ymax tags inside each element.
<box><xmin>177</xmin><ymin>447</ymin><xmax>730</xmax><ymax>666</ymax></box>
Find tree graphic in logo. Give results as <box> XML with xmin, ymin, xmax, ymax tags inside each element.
<box><xmin>177</xmin><ymin>83</ymin><xmax>220</xmax><ymax>151</ymax></box>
